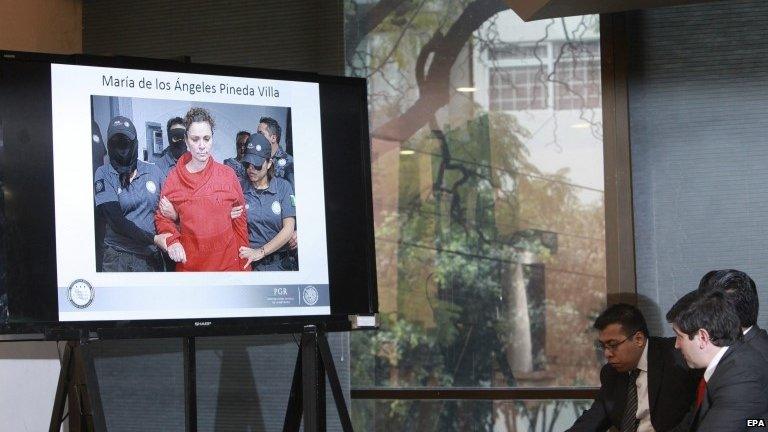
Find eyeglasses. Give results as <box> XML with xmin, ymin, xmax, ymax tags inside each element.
<box><xmin>595</xmin><ymin>332</ymin><xmax>637</xmax><ymax>353</ymax></box>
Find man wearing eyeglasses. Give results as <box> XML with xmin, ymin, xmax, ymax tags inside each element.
<box><xmin>568</xmin><ymin>303</ymin><xmax>702</xmax><ymax>432</ymax></box>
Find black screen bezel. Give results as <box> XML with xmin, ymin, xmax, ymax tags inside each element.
<box><xmin>0</xmin><ymin>51</ymin><xmax>378</xmax><ymax>338</ymax></box>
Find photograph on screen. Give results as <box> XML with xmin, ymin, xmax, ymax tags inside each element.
<box><xmin>91</xmin><ymin>96</ymin><xmax>298</xmax><ymax>274</ymax></box>
<box><xmin>51</xmin><ymin>64</ymin><xmax>330</xmax><ymax>321</ymax></box>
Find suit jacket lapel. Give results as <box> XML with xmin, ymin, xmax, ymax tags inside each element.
<box><xmin>647</xmin><ymin>338</ymin><xmax>663</xmax><ymax>416</ymax></box>
<box><xmin>698</xmin><ymin>346</ymin><xmax>737</xmax><ymax>423</ymax></box>
<box><xmin>611</xmin><ymin>371</ymin><xmax>630</xmax><ymax>426</ymax></box>
<box><xmin>745</xmin><ymin>326</ymin><xmax>758</xmax><ymax>343</ymax></box>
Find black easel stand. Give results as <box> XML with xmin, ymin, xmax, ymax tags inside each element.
<box><xmin>283</xmin><ymin>325</ymin><xmax>353</xmax><ymax>432</ymax></box>
<box><xmin>183</xmin><ymin>336</ymin><xmax>197</xmax><ymax>432</ymax></box>
<box><xmin>49</xmin><ymin>339</ymin><xmax>107</xmax><ymax>432</ymax></box>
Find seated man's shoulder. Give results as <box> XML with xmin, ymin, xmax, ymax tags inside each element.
<box><xmin>654</xmin><ymin>335</ymin><xmax>677</xmax><ymax>349</ymax></box>
<box><xmin>730</xmin><ymin>342</ymin><xmax>768</xmax><ymax>371</ymax></box>
<box><xmin>598</xmin><ymin>362</ymin><xmax>621</xmax><ymax>383</ymax></box>
<box><xmin>649</xmin><ymin>336</ymin><xmax>679</xmax><ymax>360</ymax></box>
<box><xmin>748</xmin><ymin>327</ymin><xmax>768</xmax><ymax>357</ymax></box>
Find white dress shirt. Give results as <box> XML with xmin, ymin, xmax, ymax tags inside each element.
<box><xmin>704</xmin><ymin>346</ymin><xmax>729</xmax><ymax>382</ymax></box>
<box><xmin>635</xmin><ymin>341</ymin><xmax>655</xmax><ymax>432</ymax></box>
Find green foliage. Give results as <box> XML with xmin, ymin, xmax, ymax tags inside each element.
<box><xmin>347</xmin><ymin>2</ymin><xmax>605</xmax><ymax>430</ymax></box>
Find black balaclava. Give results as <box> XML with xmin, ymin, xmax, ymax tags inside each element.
<box><xmin>167</xmin><ymin>127</ymin><xmax>187</xmax><ymax>160</ymax></box>
<box><xmin>107</xmin><ymin>133</ymin><xmax>138</xmax><ymax>188</ymax></box>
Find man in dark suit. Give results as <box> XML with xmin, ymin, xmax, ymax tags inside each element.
<box><xmin>666</xmin><ymin>290</ymin><xmax>768</xmax><ymax>431</ymax></box>
<box><xmin>567</xmin><ymin>304</ymin><xmax>701</xmax><ymax>432</ymax></box>
<box><xmin>698</xmin><ymin>269</ymin><xmax>768</xmax><ymax>363</ymax></box>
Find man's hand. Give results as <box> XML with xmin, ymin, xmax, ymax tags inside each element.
<box><xmin>288</xmin><ymin>230</ymin><xmax>298</xmax><ymax>250</ymax></box>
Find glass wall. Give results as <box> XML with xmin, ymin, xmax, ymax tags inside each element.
<box><xmin>345</xmin><ymin>1</ymin><xmax>605</xmax><ymax>429</ymax></box>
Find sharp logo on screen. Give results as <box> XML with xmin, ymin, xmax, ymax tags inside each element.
<box><xmin>194</xmin><ymin>321</ymin><xmax>212</xmax><ymax>327</ymax></box>
<box><xmin>274</xmin><ymin>288</ymin><xmax>288</xmax><ymax>296</ymax></box>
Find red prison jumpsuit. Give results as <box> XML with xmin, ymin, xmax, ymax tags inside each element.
<box><xmin>155</xmin><ymin>152</ymin><xmax>248</xmax><ymax>271</ymax></box>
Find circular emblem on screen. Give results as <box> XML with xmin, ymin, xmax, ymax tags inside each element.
<box><xmin>68</xmin><ymin>279</ymin><xmax>94</xmax><ymax>309</ymax></box>
<box><xmin>145</xmin><ymin>180</ymin><xmax>157</xmax><ymax>194</ymax></box>
<box><xmin>278</xmin><ymin>158</ymin><xmax>286</xmax><ymax>167</ymax></box>
<box><xmin>271</xmin><ymin>201</ymin><xmax>281</xmax><ymax>215</ymax></box>
<box><xmin>117</xmin><ymin>187</ymin><xmax>122</xmax><ymax>194</ymax></box>
<box><xmin>256</xmin><ymin>144</ymin><xmax>262</xmax><ymax>152</ymax></box>
<box><xmin>124</xmin><ymin>121</ymin><xmax>130</xmax><ymax>128</ymax></box>
<box><xmin>245</xmin><ymin>203</ymin><xmax>250</xmax><ymax>210</ymax></box>
<box><xmin>93</xmin><ymin>134</ymin><xmax>100</xmax><ymax>143</ymax></box>
<box><xmin>303</xmin><ymin>286</ymin><xmax>319</xmax><ymax>306</ymax></box>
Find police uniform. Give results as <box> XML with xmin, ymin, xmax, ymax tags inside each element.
<box><xmin>273</xmin><ymin>146</ymin><xmax>294</xmax><ymax>187</ymax></box>
<box><xmin>223</xmin><ymin>157</ymin><xmax>247</xmax><ymax>181</ymax></box>
<box><xmin>155</xmin><ymin>149</ymin><xmax>179</xmax><ymax>179</ymax></box>
<box><xmin>95</xmin><ymin>116</ymin><xmax>164</xmax><ymax>272</ymax></box>
<box><xmin>241</xmin><ymin>135</ymin><xmax>297</xmax><ymax>271</ymax></box>
<box><xmin>95</xmin><ymin>160</ymin><xmax>164</xmax><ymax>271</ymax></box>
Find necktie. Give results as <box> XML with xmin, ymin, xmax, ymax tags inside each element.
<box><xmin>695</xmin><ymin>377</ymin><xmax>707</xmax><ymax>408</ymax></box>
<box><xmin>621</xmin><ymin>369</ymin><xmax>640</xmax><ymax>432</ymax></box>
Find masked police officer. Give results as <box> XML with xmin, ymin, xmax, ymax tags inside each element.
<box><xmin>223</xmin><ymin>130</ymin><xmax>250</xmax><ymax>180</ymax></box>
<box><xmin>155</xmin><ymin>117</ymin><xmax>186</xmax><ymax>178</ymax></box>
<box><xmin>237</xmin><ymin>134</ymin><xmax>297</xmax><ymax>271</ymax></box>
<box><xmin>94</xmin><ymin>115</ymin><xmax>166</xmax><ymax>272</ymax></box>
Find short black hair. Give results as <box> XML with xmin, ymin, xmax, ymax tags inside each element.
<box><xmin>166</xmin><ymin>116</ymin><xmax>184</xmax><ymax>134</ymax></box>
<box><xmin>594</xmin><ymin>303</ymin><xmax>649</xmax><ymax>338</ymax></box>
<box><xmin>697</xmin><ymin>270</ymin><xmax>719</xmax><ymax>290</ymax></box>
<box><xmin>259</xmin><ymin>116</ymin><xmax>281</xmax><ymax>143</ymax></box>
<box><xmin>698</xmin><ymin>269</ymin><xmax>758</xmax><ymax>328</ymax></box>
<box><xmin>666</xmin><ymin>290</ymin><xmax>741</xmax><ymax>347</ymax></box>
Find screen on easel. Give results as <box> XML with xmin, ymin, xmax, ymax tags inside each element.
<box><xmin>0</xmin><ymin>52</ymin><xmax>377</xmax><ymax>334</ymax></box>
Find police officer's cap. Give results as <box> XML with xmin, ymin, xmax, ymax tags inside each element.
<box><xmin>241</xmin><ymin>134</ymin><xmax>272</xmax><ymax>167</ymax></box>
<box><xmin>107</xmin><ymin>116</ymin><xmax>137</xmax><ymax>142</ymax></box>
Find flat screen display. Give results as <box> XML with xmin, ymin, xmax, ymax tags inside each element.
<box><xmin>0</xmin><ymin>52</ymin><xmax>377</xmax><ymax>334</ymax></box>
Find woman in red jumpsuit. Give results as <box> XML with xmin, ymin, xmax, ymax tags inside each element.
<box><xmin>154</xmin><ymin>107</ymin><xmax>248</xmax><ymax>271</ymax></box>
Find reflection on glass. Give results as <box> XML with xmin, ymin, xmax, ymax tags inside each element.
<box><xmin>345</xmin><ymin>0</ymin><xmax>604</xmax><ymax>417</ymax></box>
<box><xmin>353</xmin><ymin>399</ymin><xmax>594</xmax><ymax>432</ymax></box>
